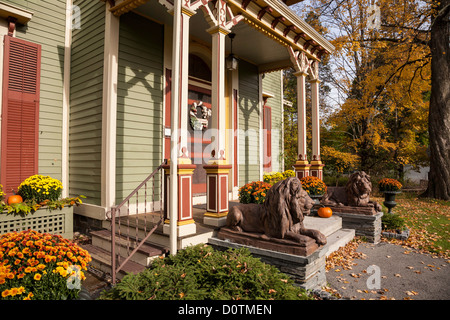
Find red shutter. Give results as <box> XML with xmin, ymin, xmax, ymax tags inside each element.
<box><xmin>263</xmin><ymin>105</ymin><xmax>272</xmax><ymax>172</ymax></box>
<box><xmin>1</xmin><ymin>36</ymin><xmax>41</xmax><ymax>196</ymax></box>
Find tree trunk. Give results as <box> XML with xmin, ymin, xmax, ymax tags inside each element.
<box><xmin>422</xmin><ymin>0</ymin><xmax>450</xmax><ymax>200</ymax></box>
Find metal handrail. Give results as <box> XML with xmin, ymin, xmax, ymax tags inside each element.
<box><xmin>110</xmin><ymin>161</ymin><xmax>166</xmax><ymax>284</ymax></box>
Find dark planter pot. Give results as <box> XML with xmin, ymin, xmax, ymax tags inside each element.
<box><xmin>383</xmin><ymin>191</ymin><xmax>401</xmax><ymax>214</ymax></box>
<box><xmin>309</xmin><ymin>194</ymin><xmax>324</xmax><ymax>216</ymax></box>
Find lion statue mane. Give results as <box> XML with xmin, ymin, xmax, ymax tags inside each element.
<box><xmin>226</xmin><ymin>177</ymin><xmax>327</xmax><ymax>245</ymax></box>
<box><xmin>321</xmin><ymin>171</ymin><xmax>382</xmax><ymax>211</ymax></box>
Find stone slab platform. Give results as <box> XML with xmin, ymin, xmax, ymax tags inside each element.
<box><xmin>216</xmin><ymin>228</ymin><xmax>320</xmax><ymax>256</ymax></box>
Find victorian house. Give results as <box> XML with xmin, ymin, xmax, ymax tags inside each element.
<box><xmin>0</xmin><ymin>0</ymin><xmax>333</xmax><ymax>280</ymax></box>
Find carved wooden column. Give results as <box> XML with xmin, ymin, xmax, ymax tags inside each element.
<box><xmin>161</xmin><ymin>1</ymin><xmax>206</xmax><ymax>238</ymax></box>
<box><xmin>202</xmin><ymin>0</ymin><xmax>243</xmax><ymax>226</ymax></box>
<box><xmin>309</xmin><ymin>61</ymin><xmax>324</xmax><ymax>179</ymax></box>
<box><xmin>292</xmin><ymin>69</ymin><xmax>310</xmax><ymax>178</ymax></box>
<box><xmin>288</xmin><ymin>50</ymin><xmax>311</xmax><ymax>178</ymax></box>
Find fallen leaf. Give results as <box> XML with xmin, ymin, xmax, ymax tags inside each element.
<box><xmin>406</xmin><ymin>266</ymin><xmax>414</xmax><ymax>269</ymax></box>
<box><xmin>395</xmin><ymin>273</ymin><xmax>402</xmax><ymax>277</ymax></box>
<box><xmin>406</xmin><ymin>290</ymin><xmax>418</xmax><ymax>296</ymax></box>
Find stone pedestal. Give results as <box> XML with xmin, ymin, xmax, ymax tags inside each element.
<box><xmin>203</xmin><ymin>163</ymin><xmax>232</xmax><ymax>227</ymax></box>
<box><xmin>208</xmin><ymin>237</ymin><xmax>327</xmax><ymax>290</ymax></box>
<box><xmin>332</xmin><ymin>211</ymin><xmax>383</xmax><ymax>243</ymax></box>
<box><xmin>162</xmin><ymin>160</ymin><xmax>197</xmax><ymax>237</ymax></box>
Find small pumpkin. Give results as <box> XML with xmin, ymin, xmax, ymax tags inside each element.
<box><xmin>8</xmin><ymin>194</ymin><xmax>23</xmax><ymax>205</ymax></box>
<box><xmin>318</xmin><ymin>206</ymin><xmax>332</xmax><ymax>218</ymax></box>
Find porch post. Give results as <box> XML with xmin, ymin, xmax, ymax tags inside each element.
<box><xmin>288</xmin><ymin>51</ymin><xmax>311</xmax><ymax>179</ymax></box>
<box><xmin>163</xmin><ymin>1</ymin><xmax>197</xmax><ymax>247</ymax></box>
<box><xmin>101</xmin><ymin>2</ymin><xmax>119</xmax><ymax>209</ymax></box>
<box><xmin>202</xmin><ymin>0</ymin><xmax>242</xmax><ymax>227</ymax></box>
<box><xmin>292</xmin><ymin>70</ymin><xmax>310</xmax><ymax>179</ymax></box>
<box><xmin>309</xmin><ymin>61</ymin><xmax>324</xmax><ymax>179</ymax></box>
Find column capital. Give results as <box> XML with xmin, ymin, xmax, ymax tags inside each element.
<box><xmin>207</xmin><ymin>25</ymin><xmax>231</xmax><ymax>35</ymax></box>
<box><xmin>309</xmin><ymin>78</ymin><xmax>321</xmax><ymax>84</ymax></box>
<box><xmin>293</xmin><ymin>71</ymin><xmax>308</xmax><ymax>78</ymax></box>
<box><xmin>181</xmin><ymin>5</ymin><xmax>196</xmax><ymax>17</ymax></box>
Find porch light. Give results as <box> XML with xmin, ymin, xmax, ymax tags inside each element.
<box><xmin>226</xmin><ymin>33</ymin><xmax>238</xmax><ymax>71</ymax></box>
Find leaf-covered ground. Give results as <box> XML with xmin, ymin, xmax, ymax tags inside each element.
<box><xmin>375</xmin><ymin>195</ymin><xmax>450</xmax><ymax>259</ymax></box>
<box><xmin>323</xmin><ymin>194</ymin><xmax>450</xmax><ymax>299</ymax></box>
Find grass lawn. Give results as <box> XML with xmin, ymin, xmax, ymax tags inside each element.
<box><xmin>373</xmin><ymin>193</ymin><xmax>450</xmax><ymax>259</ymax></box>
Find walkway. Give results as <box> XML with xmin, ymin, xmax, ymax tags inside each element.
<box><xmin>326</xmin><ymin>241</ymin><xmax>450</xmax><ymax>300</ymax></box>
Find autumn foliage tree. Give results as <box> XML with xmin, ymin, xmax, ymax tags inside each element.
<box><xmin>287</xmin><ymin>0</ymin><xmax>449</xmax><ymax>199</ymax></box>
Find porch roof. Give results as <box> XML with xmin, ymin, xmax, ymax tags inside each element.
<box><xmin>103</xmin><ymin>0</ymin><xmax>334</xmax><ymax>73</ymax></box>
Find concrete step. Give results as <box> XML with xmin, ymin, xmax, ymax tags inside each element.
<box><xmin>304</xmin><ymin>215</ymin><xmax>342</xmax><ymax>237</ymax></box>
<box><xmin>102</xmin><ymin>217</ymin><xmax>216</xmax><ymax>250</ymax></box>
<box><xmin>81</xmin><ymin>244</ymin><xmax>146</xmax><ymax>280</ymax></box>
<box><xmin>322</xmin><ymin>228</ymin><xmax>355</xmax><ymax>258</ymax></box>
<box><xmin>91</xmin><ymin>229</ymin><xmax>168</xmax><ymax>267</ymax></box>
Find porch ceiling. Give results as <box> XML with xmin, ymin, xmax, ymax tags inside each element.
<box><xmin>133</xmin><ymin>1</ymin><xmax>292</xmax><ymax>73</ymax></box>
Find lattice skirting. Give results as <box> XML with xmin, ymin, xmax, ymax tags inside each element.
<box><xmin>0</xmin><ymin>207</ymin><xmax>73</xmax><ymax>239</ymax></box>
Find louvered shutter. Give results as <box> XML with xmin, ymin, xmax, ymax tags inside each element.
<box><xmin>263</xmin><ymin>105</ymin><xmax>272</xmax><ymax>172</ymax></box>
<box><xmin>1</xmin><ymin>36</ymin><xmax>41</xmax><ymax>196</ymax></box>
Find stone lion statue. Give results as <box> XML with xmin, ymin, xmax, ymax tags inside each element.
<box><xmin>321</xmin><ymin>171</ymin><xmax>382</xmax><ymax>211</ymax></box>
<box><xmin>226</xmin><ymin>177</ymin><xmax>327</xmax><ymax>245</ymax></box>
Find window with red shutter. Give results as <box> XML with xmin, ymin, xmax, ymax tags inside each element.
<box><xmin>263</xmin><ymin>104</ymin><xmax>272</xmax><ymax>172</ymax></box>
<box><xmin>1</xmin><ymin>35</ymin><xmax>41</xmax><ymax>196</ymax></box>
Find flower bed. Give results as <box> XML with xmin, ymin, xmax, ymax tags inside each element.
<box><xmin>0</xmin><ymin>176</ymin><xmax>84</xmax><ymax>239</ymax></box>
<box><xmin>263</xmin><ymin>170</ymin><xmax>295</xmax><ymax>185</ymax></box>
<box><xmin>0</xmin><ymin>230</ymin><xmax>91</xmax><ymax>300</ymax></box>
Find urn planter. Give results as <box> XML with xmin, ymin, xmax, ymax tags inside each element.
<box><xmin>383</xmin><ymin>191</ymin><xmax>401</xmax><ymax>214</ymax></box>
<box><xmin>0</xmin><ymin>206</ymin><xmax>73</xmax><ymax>239</ymax></box>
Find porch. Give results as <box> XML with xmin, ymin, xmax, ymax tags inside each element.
<box><xmin>82</xmin><ymin>200</ymin><xmax>354</xmax><ymax>285</ymax></box>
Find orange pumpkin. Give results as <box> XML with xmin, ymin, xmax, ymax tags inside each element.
<box><xmin>318</xmin><ymin>206</ymin><xmax>332</xmax><ymax>218</ymax></box>
<box><xmin>8</xmin><ymin>194</ymin><xmax>23</xmax><ymax>205</ymax></box>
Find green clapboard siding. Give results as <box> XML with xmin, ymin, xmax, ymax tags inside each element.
<box><xmin>9</xmin><ymin>0</ymin><xmax>66</xmax><ymax>182</ymax></box>
<box><xmin>69</xmin><ymin>0</ymin><xmax>105</xmax><ymax>205</ymax></box>
<box><xmin>238</xmin><ymin>61</ymin><xmax>260</xmax><ymax>186</ymax></box>
<box><xmin>262</xmin><ymin>71</ymin><xmax>283</xmax><ymax>173</ymax></box>
<box><xmin>115</xmin><ymin>13</ymin><xmax>164</xmax><ymax>203</ymax></box>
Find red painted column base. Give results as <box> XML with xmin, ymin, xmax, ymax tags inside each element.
<box><xmin>203</xmin><ymin>163</ymin><xmax>232</xmax><ymax>227</ymax></box>
<box><xmin>293</xmin><ymin>160</ymin><xmax>311</xmax><ymax>179</ymax></box>
<box><xmin>162</xmin><ymin>161</ymin><xmax>197</xmax><ymax>237</ymax></box>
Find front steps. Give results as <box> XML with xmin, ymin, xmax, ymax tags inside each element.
<box><xmin>303</xmin><ymin>215</ymin><xmax>355</xmax><ymax>257</ymax></box>
<box><xmin>83</xmin><ymin>210</ymin><xmax>354</xmax><ymax>282</ymax></box>
<box><xmin>82</xmin><ymin>228</ymin><xmax>168</xmax><ymax>280</ymax></box>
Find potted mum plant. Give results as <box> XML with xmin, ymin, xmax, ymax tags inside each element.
<box><xmin>378</xmin><ymin>178</ymin><xmax>402</xmax><ymax>214</ymax></box>
<box><xmin>238</xmin><ymin>181</ymin><xmax>272</xmax><ymax>204</ymax></box>
<box><xmin>299</xmin><ymin>176</ymin><xmax>327</xmax><ymax>203</ymax></box>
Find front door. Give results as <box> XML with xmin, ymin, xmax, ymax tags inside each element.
<box><xmin>164</xmin><ymin>71</ymin><xmax>212</xmax><ymax>195</ymax></box>
<box><xmin>188</xmin><ymin>84</ymin><xmax>211</xmax><ymax>194</ymax></box>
